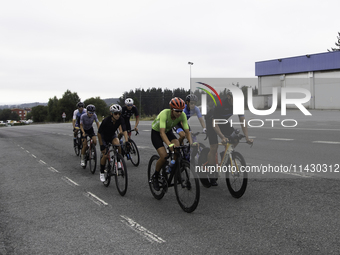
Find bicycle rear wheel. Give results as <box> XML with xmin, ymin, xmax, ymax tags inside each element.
<box><xmin>174</xmin><ymin>160</ymin><xmax>200</xmax><ymax>213</ymax></box>
<box><xmin>89</xmin><ymin>145</ymin><xmax>97</xmax><ymax>174</ymax></box>
<box><xmin>128</xmin><ymin>139</ymin><xmax>140</xmax><ymax>166</ymax></box>
<box><xmin>225</xmin><ymin>151</ymin><xmax>247</xmax><ymax>198</ymax></box>
<box><xmin>147</xmin><ymin>155</ymin><xmax>166</xmax><ymax>200</ymax></box>
<box><xmin>103</xmin><ymin>151</ymin><xmax>113</xmax><ymax>187</ymax></box>
<box><xmin>197</xmin><ymin>147</ymin><xmax>212</xmax><ymax>188</ymax></box>
<box><xmin>115</xmin><ymin>153</ymin><xmax>128</xmax><ymax>196</ymax></box>
<box><xmin>74</xmin><ymin>133</ymin><xmax>81</xmax><ymax>156</ymax></box>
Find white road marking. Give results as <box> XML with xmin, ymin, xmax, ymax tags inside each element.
<box><xmin>138</xmin><ymin>146</ymin><xmax>151</xmax><ymax>149</ymax></box>
<box><xmin>312</xmin><ymin>141</ymin><xmax>340</xmax><ymax>145</ymax></box>
<box><xmin>85</xmin><ymin>192</ymin><xmax>108</xmax><ymax>206</ymax></box>
<box><xmin>39</xmin><ymin>160</ymin><xmax>47</xmax><ymax>165</ymax></box>
<box><xmin>20</xmin><ymin>147</ymin><xmax>24</xmax><ymax>150</ymax></box>
<box><xmin>26</xmin><ymin>150</ymin><xmax>30</xmax><ymax>153</ymax></box>
<box><xmin>62</xmin><ymin>176</ymin><xmax>80</xmax><ymax>186</ymax></box>
<box><xmin>120</xmin><ymin>215</ymin><xmax>166</xmax><ymax>244</ymax></box>
<box><xmin>142</xmin><ymin>130</ymin><xmax>151</xmax><ymax>132</ymax></box>
<box><xmin>48</xmin><ymin>167</ymin><xmax>59</xmax><ymax>173</ymax></box>
<box><xmin>31</xmin><ymin>154</ymin><xmax>37</xmax><ymax>158</ymax></box>
<box><xmin>270</xmin><ymin>138</ymin><xmax>294</xmax><ymax>141</ymax></box>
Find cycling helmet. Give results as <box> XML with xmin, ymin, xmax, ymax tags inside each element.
<box><xmin>125</xmin><ymin>98</ymin><xmax>134</xmax><ymax>105</ymax></box>
<box><xmin>86</xmin><ymin>104</ymin><xmax>96</xmax><ymax>112</ymax></box>
<box><xmin>169</xmin><ymin>97</ymin><xmax>185</xmax><ymax>110</ymax></box>
<box><xmin>110</xmin><ymin>104</ymin><xmax>122</xmax><ymax>113</ymax></box>
<box><xmin>186</xmin><ymin>94</ymin><xmax>198</xmax><ymax>102</ymax></box>
<box><xmin>77</xmin><ymin>102</ymin><xmax>85</xmax><ymax>108</ymax></box>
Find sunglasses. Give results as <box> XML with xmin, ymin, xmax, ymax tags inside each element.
<box><xmin>126</xmin><ymin>104</ymin><xmax>133</xmax><ymax>107</ymax></box>
<box><xmin>88</xmin><ymin>111</ymin><xmax>94</xmax><ymax>114</ymax></box>
<box><xmin>113</xmin><ymin>112</ymin><xmax>121</xmax><ymax>115</ymax></box>
<box><xmin>173</xmin><ymin>109</ymin><xmax>183</xmax><ymax>113</ymax></box>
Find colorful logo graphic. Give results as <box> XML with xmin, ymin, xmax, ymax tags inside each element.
<box><xmin>196</xmin><ymin>82</ymin><xmax>222</xmax><ymax>106</ymax></box>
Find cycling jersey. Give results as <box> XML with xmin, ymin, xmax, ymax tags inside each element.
<box><xmin>121</xmin><ymin>105</ymin><xmax>139</xmax><ymax>120</ymax></box>
<box><xmin>98</xmin><ymin>115</ymin><xmax>126</xmax><ymax>140</ymax></box>
<box><xmin>183</xmin><ymin>104</ymin><xmax>202</xmax><ymax>120</ymax></box>
<box><xmin>207</xmin><ymin>97</ymin><xmax>244</xmax><ymax>120</ymax></box>
<box><xmin>152</xmin><ymin>109</ymin><xmax>189</xmax><ymax>133</ymax></box>
<box><xmin>80</xmin><ymin>112</ymin><xmax>99</xmax><ymax>130</ymax></box>
<box><xmin>73</xmin><ymin>109</ymin><xmax>87</xmax><ymax>127</ymax></box>
<box><xmin>121</xmin><ymin>105</ymin><xmax>139</xmax><ymax>131</ymax></box>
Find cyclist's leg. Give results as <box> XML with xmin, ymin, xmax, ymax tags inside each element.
<box><xmin>126</xmin><ymin>120</ymin><xmax>132</xmax><ymax>139</ymax></box>
<box><xmin>174</xmin><ymin>123</ymin><xmax>185</xmax><ymax>145</ymax></box>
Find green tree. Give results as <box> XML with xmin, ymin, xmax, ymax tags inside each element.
<box><xmin>58</xmin><ymin>90</ymin><xmax>80</xmax><ymax>122</ymax></box>
<box><xmin>31</xmin><ymin>105</ymin><xmax>48</xmax><ymax>122</ymax></box>
<box><xmin>328</xmin><ymin>32</ymin><xmax>340</xmax><ymax>51</ymax></box>
<box><xmin>47</xmin><ymin>96</ymin><xmax>59</xmax><ymax>122</ymax></box>
<box><xmin>84</xmin><ymin>97</ymin><xmax>110</xmax><ymax>118</ymax></box>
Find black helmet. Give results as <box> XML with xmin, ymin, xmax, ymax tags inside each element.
<box><xmin>86</xmin><ymin>104</ymin><xmax>96</xmax><ymax>112</ymax></box>
<box><xmin>77</xmin><ymin>102</ymin><xmax>85</xmax><ymax>108</ymax></box>
<box><xmin>186</xmin><ymin>94</ymin><xmax>198</xmax><ymax>102</ymax></box>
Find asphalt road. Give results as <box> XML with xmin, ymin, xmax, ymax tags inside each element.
<box><xmin>1</xmin><ymin>110</ymin><xmax>340</xmax><ymax>254</ymax></box>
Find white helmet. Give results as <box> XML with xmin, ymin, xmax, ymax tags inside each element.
<box><xmin>110</xmin><ymin>104</ymin><xmax>122</xmax><ymax>113</ymax></box>
<box><xmin>125</xmin><ymin>98</ymin><xmax>134</xmax><ymax>105</ymax></box>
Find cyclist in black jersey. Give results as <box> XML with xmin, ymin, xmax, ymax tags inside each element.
<box><xmin>97</xmin><ymin>104</ymin><xmax>129</xmax><ymax>182</ymax></box>
<box><xmin>121</xmin><ymin>98</ymin><xmax>139</xmax><ymax>138</ymax></box>
<box><xmin>205</xmin><ymin>91</ymin><xmax>253</xmax><ymax>186</ymax></box>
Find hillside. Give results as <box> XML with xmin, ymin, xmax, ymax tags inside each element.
<box><xmin>0</xmin><ymin>98</ymin><xmax>120</xmax><ymax>109</ymax></box>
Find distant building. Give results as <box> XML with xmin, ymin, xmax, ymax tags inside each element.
<box><xmin>255</xmin><ymin>51</ymin><xmax>340</xmax><ymax>110</ymax></box>
<box><xmin>11</xmin><ymin>108</ymin><xmax>31</xmax><ymax>120</ymax></box>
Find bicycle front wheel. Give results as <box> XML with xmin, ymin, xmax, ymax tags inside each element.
<box><xmin>225</xmin><ymin>151</ymin><xmax>247</xmax><ymax>198</ymax></box>
<box><xmin>89</xmin><ymin>145</ymin><xmax>97</xmax><ymax>174</ymax></box>
<box><xmin>115</xmin><ymin>153</ymin><xmax>128</xmax><ymax>196</ymax></box>
<box><xmin>74</xmin><ymin>135</ymin><xmax>81</xmax><ymax>156</ymax></box>
<box><xmin>103</xmin><ymin>151</ymin><xmax>113</xmax><ymax>187</ymax></box>
<box><xmin>147</xmin><ymin>155</ymin><xmax>166</xmax><ymax>200</ymax></box>
<box><xmin>174</xmin><ymin>160</ymin><xmax>200</xmax><ymax>213</ymax></box>
<box><xmin>128</xmin><ymin>139</ymin><xmax>140</xmax><ymax>166</ymax></box>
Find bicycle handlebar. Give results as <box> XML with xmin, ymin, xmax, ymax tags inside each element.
<box><xmin>191</xmin><ymin>131</ymin><xmax>208</xmax><ymax>140</ymax></box>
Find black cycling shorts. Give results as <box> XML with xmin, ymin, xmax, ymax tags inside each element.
<box><xmin>83</xmin><ymin>127</ymin><xmax>96</xmax><ymax>138</ymax></box>
<box><xmin>206</xmin><ymin>117</ymin><xmax>234</xmax><ymax>145</ymax></box>
<box><xmin>151</xmin><ymin>129</ymin><xmax>177</xmax><ymax>150</ymax></box>
<box><xmin>100</xmin><ymin>133</ymin><xmax>118</xmax><ymax>147</ymax></box>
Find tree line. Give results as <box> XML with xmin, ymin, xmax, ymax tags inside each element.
<box><xmin>26</xmin><ymin>84</ymin><xmax>257</xmax><ymax>122</ymax></box>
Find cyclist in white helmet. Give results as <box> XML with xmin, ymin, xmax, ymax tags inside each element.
<box><xmin>72</xmin><ymin>102</ymin><xmax>87</xmax><ymax>146</ymax></box>
<box><xmin>121</xmin><ymin>98</ymin><xmax>139</xmax><ymax>138</ymax></box>
<box><xmin>97</xmin><ymin>104</ymin><xmax>129</xmax><ymax>182</ymax></box>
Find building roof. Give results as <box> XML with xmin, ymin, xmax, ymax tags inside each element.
<box><xmin>255</xmin><ymin>51</ymin><xmax>340</xmax><ymax>76</ymax></box>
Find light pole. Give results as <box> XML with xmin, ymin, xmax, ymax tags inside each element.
<box><xmin>188</xmin><ymin>62</ymin><xmax>193</xmax><ymax>90</ymax></box>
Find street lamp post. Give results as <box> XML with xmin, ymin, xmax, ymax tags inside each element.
<box><xmin>188</xmin><ymin>62</ymin><xmax>193</xmax><ymax>90</ymax></box>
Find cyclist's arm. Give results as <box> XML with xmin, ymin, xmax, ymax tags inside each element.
<box><xmin>80</xmin><ymin>123</ymin><xmax>86</xmax><ymax>137</ymax></box>
<box><xmin>123</xmin><ymin>130</ymin><xmax>129</xmax><ymax>142</ymax></box>
<box><xmin>134</xmin><ymin>115</ymin><xmax>139</xmax><ymax>130</ymax></box>
<box><xmin>198</xmin><ymin>116</ymin><xmax>206</xmax><ymax>130</ymax></box>
<box><xmin>184</xmin><ymin>129</ymin><xmax>193</xmax><ymax>145</ymax></box>
<box><xmin>212</xmin><ymin>119</ymin><xmax>228</xmax><ymax>143</ymax></box>
<box><xmin>239</xmin><ymin>115</ymin><xmax>253</xmax><ymax>144</ymax></box>
<box><xmin>159</xmin><ymin>128</ymin><xmax>172</xmax><ymax>146</ymax></box>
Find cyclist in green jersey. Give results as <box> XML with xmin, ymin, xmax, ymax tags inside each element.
<box><xmin>151</xmin><ymin>97</ymin><xmax>194</xmax><ymax>191</ymax></box>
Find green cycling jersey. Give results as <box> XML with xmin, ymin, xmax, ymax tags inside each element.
<box><xmin>152</xmin><ymin>109</ymin><xmax>189</xmax><ymax>133</ymax></box>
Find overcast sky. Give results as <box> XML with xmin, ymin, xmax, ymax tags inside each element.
<box><xmin>1</xmin><ymin>0</ymin><xmax>339</xmax><ymax>105</ymax></box>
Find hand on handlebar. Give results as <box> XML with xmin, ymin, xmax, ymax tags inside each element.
<box><xmin>246</xmin><ymin>138</ymin><xmax>254</xmax><ymax>145</ymax></box>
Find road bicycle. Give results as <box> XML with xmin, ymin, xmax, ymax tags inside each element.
<box><xmin>197</xmin><ymin>129</ymin><xmax>252</xmax><ymax>198</ymax></box>
<box><xmin>186</xmin><ymin>131</ymin><xmax>207</xmax><ymax>164</ymax></box>
<box><xmin>148</xmin><ymin>145</ymin><xmax>200</xmax><ymax>213</ymax></box>
<box><xmin>118</xmin><ymin>129</ymin><xmax>140</xmax><ymax>166</ymax></box>
<box><xmin>73</xmin><ymin>127</ymin><xmax>82</xmax><ymax>156</ymax></box>
<box><xmin>81</xmin><ymin>135</ymin><xmax>97</xmax><ymax>174</ymax></box>
<box><xmin>102</xmin><ymin>143</ymin><xmax>128</xmax><ymax>196</ymax></box>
